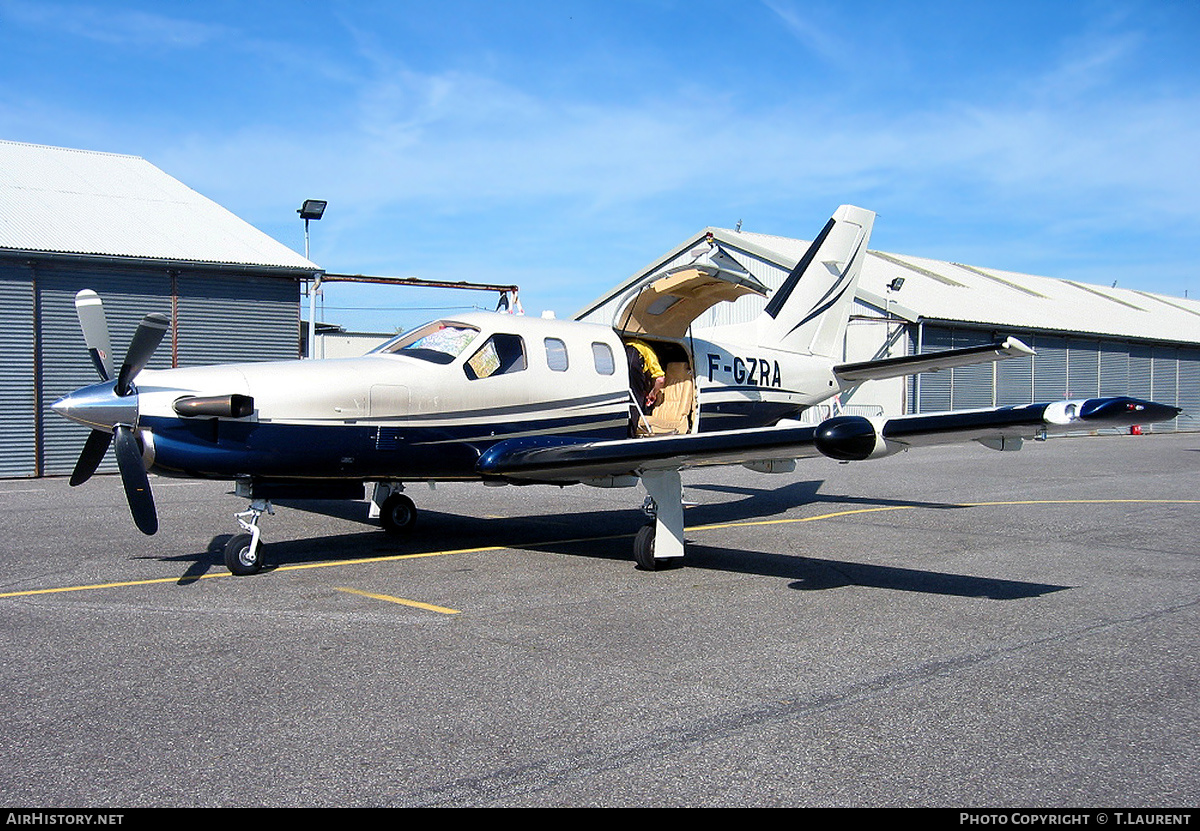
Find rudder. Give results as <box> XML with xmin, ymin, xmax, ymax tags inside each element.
<box><xmin>757</xmin><ymin>204</ymin><xmax>875</xmax><ymax>358</ymax></box>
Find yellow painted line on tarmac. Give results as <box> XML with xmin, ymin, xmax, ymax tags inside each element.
<box><xmin>690</xmin><ymin>498</ymin><xmax>1200</xmax><ymax>535</ymax></box>
<box><xmin>335</xmin><ymin>586</ymin><xmax>460</xmax><ymax>615</ymax></box>
<box><xmin>0</xmin><ymin>574</ymin><xmax>217</xmax><ymax>598</ymax></box>
<box><xmin>958</xmin><ymin>499</ymin><xmax>1200</xmax><ymax>506</ymax></box>
<box><xmin>0</xmin><ymin>545</ymin><xmax>505</xmax><ymax>599</ymax></box>
<box><xmin>1</xmin><ymin>499</ymin><xmax>1195</xmax><ymax>601</ymax></box>
<box><xmin>693</xmin><ymin>504</ymin><xmax>917</xmax><ymax>533</ymax></box>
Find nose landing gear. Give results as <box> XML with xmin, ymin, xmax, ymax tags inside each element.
<box><xmin>225</xmin><ymin>499</ymin><xmax>273</xmax><ymax>575</ymax></box>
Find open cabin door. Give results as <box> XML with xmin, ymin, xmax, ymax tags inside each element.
<box><xmin>615</xmin><ymin>262</ymin><xmax>767</xmax><ymax>436</ymax></box>
<box><xmin>614</xmin><ymin>264</ymin><xmax>767</xmax><ymax>339</ymax></box>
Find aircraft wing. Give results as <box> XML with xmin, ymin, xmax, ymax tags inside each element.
<box><xmin>833</xmin><ymin>336</ymin><xmax>1035</xmax><ymax>384</ymax></box>
<box><xmin>475</xmin><ymin>396</ymin><xmax>1180</xmax><ymax>483</ymax></box>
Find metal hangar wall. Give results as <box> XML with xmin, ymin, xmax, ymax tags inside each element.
<box><xmin>0</xmin><ymin>140</ymin><xmax>320</xmax><ymax>478</ymax></box>
<box><xmin>578</xmin><ymin>223</ymin><xmax>1199</xmax><ymax>433</ymax></box>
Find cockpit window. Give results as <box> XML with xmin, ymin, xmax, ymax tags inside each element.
<box><xmin>465</xmin><ymin>334</ymin><xmax>527</xmax><ymax>379</ymax></box>
<box><xmin>373</xmin><ymin>322</ymin><xmax>479</xmax><ymax>364</ymax></box>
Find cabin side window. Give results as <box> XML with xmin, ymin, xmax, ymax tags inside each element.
<box><xmin>592</xmin><ymin>342</ymin><xmax>615</xmax><ymax>375</ymax></box>
<box><xmin>544</xmin><ymin>338</ymin><xmax>569</xmax><ymax>371</ymax></box>
<box><xmin>464</xmin><ymin>334</ymin><xmax>527</xmax><ymax>379</ymax></box>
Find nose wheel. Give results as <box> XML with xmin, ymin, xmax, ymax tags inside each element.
<box><xmin>225</xmin><ymin>499</ymin><xmax>273</xmax><ymax>575</ymax></box>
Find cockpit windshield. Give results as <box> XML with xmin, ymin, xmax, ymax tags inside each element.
<box><xmin>371</xmin><ymin>322</ymin><xmax>480</xmax><ymax>364</ymax></box>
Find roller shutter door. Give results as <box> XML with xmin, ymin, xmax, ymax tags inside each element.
<box><xmin>1127</xmin><ymin>344</ymin><xmax>1154</xmax><ymax>401</ymax></box>
<box><xmin>1065</xmin><ymin>338</ymin><xmax>1100</xmax><ymax>400</ymax></box>
<box><xmin>949</xmin><ymin>329</ymin><xmax>998</xmax><ymax>410</ymax></box>
<box><xmin>995</xmin><ymin>332</ymin><xmax>1035</xmax><ymax>406</ymax></box>
<box><xmin>912</xmin><ymin>326</ymin><xmax>953</xmax><ymax>412</ymax></box>
<box><xmin>1151</xmin><ymin>347</ymin><xmax>1179</xmax><ymax>432</ymax></box>
<box><xmin>37</xmin><ymin>266</ymin><xmax>173</xmax><ymax>477</ymax></box>
<box><xmin>1178</xmin><ymin>349</ymin><xmax>1200</xmax><ymax>433</ymax></box>
<box><xmin>1098</xmin><ymin>343</ymin><xmax>1130</xmax><ymax>397</ymax></box>
<box><xmin>1032</xmin><ymin>336</ymin><xmax>1068</xmax><ymax>402</ymax></box>
<box><xmin>175</xmin><ymin>273</ymin><xmax>300</xmax><ymax>366</ymax></box>
<box><xmin>0</xmin><ymin>269</ymin><xmax>36</xmax><ymax>477</ymax></box>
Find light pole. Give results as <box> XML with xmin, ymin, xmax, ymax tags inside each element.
<box><xmin>298</xmin><ymin>200</ymin><xmax>327</xmax><ymax>358</ymax></box>
<box><xmin>885</xmin><ymin>276</ymin><xmax>904</xmax><ymax>338</ymax></box>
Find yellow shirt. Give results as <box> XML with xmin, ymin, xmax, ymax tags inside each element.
<box><xmin>628</xmin><ymin>340</ymin><xmax>664</xmax><ymax>379</ymax></box>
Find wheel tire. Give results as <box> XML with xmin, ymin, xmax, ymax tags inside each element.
<box><xmin>224</xmin><ymin>533</ymin><xmax>263</xmax><ymax>576</ymax></box>
<box><xmin>380</xmin><ymin>493</ymin><xmax>417</xmax><ymax>534</ymax></box>
<box><xmin>633</xmin><ymin>522</ymin><xmax>658</xmax><ymax>571</ymax></box>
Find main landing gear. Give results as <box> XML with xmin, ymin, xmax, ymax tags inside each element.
<box><xmin>219</xmin><ymin>478</ymin><xmax>684</xmax><ymax>575</ymax></box>
<box><xmin>372</xmin><ymin>482</ymin><xmax>417</xmax><ymax>534</ymax></box>
<box><xmin>634</xmin><ymin>469</ymin><xmax>686</xmax><ymax>571</ymax></box>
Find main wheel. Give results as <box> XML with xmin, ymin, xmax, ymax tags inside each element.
<box><xmin>380</xmin><ymin>493</ymin><xmax>417</xmax><ymax>534</ymax></box>
<box><xmin>224</xmin><ymin>533</ymin><xmax>264</xmax><ymax>576</ymax></box>
<box><xmin>633</xmin><ymin>522</ymin><xmax>659</xmax><ymax>571</ymax></box>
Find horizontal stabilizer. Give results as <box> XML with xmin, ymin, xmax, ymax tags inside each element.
<box><xmin>834</xmin><ymin>337</ymin><xmax>1034</xmax><ymax>384</ymax></box>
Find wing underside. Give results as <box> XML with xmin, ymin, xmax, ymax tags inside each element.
<box><xmin>475</xmin><ymin>396</ymin><xmax>1180</xmax><ymax>483</ymax></box>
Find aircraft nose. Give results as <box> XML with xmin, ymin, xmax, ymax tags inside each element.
<box><xmin>50</xmin><ymin>382</ymin><xmax>139</xmax><ymax>431</ymax></box>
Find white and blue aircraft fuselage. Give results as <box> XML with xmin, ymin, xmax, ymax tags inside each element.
<box><xmin>51</xmin><ymin>206</ymin><xmax>1181</xmax><ymax>575</ymax></box>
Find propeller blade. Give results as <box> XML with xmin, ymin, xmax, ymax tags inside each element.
<box><xmin>113</xmin><ymin>426</ymin><xmax>158</xmax><ymax>535</ymax></box>
<box><xmin>116</xmin><ymin>312</ymin><xmax>170</xmax><ymax>396</ymax></box>
<box><xmin>74</xmin><ymin>290</ymin><xmax>114</xmax><ymax>382</ymax></box>
<box><xmin>69</xmin><ymin>429</ymin><xmax>113</xmax><ymax>487</ymax></box>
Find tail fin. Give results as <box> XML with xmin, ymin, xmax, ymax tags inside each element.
<box><xmin>757</xmin><ymin>204</ymin><xmax>875</xmax><ymax>357</ymax></box>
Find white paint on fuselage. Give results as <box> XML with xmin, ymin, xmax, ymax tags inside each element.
<box><xmin>137</xmin><ymin>313</ymin><xmax>632</xmax><ymax>430</ymax></box>
<box><xmin>134</xmin><ymin>311</ymin><xmax>844</xmax><ymax>437</ymax></box>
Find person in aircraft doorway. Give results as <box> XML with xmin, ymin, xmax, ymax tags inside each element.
<box><xmin>626</xmin><ymin>339</ymin><xmax>665</xmax><ymax>413</ymax></box>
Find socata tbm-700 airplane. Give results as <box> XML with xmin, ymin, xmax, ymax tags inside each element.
<box><xmin>52</xmin><ymin>205</ymin><xmax>1180</xmax><ymax>575</ymax></box>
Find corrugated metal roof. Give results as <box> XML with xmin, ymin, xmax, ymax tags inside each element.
<box><xmin>714</xmin><ymin>228</ymin><xmax>1200</xmax><ymax>346</ymax></box>
<box><xmin>0</xmin><ymin>140</ymin><xmax>318</xmax><ymax>271</ymax></box>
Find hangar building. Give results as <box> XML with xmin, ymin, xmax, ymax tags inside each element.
<box><xmin>0</xmin><ymin>140</ymin><xmax>319</xmax><ymax>478</ymax></box>
<box><xmin>578</xmin><ymin>225</ymin><xmax>1199</xmax><ymax>432</ymax></box>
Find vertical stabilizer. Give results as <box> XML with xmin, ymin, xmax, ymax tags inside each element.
<box><xmin>758</xmin><ymin>205</ymin><xmax>875</xmax><ymax>357</ymax></box>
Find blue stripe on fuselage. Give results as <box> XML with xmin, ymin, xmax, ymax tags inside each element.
<box><xmin>143</xmin><ymin>413</ymin><xmax>630</xmax><ymax>481</ymax></box>
<box><xmin>698</xmin><ymin>400</ymin><xmax>807</xmax><ymax>431</ymax></box>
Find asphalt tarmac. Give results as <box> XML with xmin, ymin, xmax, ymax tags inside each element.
<box><xmin>0</xmin><ymin>432</ymin><xmax>1197</xmax><ymax>808</ymax></box>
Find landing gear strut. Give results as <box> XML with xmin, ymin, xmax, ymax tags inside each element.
<box><xmin>225</xmin><ymin>499</ymin><xmax>273</xmax><ymax>575</ymax></box>
<box><xmin>636</xmin><ymin>469</ymin><xmax>686</xmax><ymax>571</ymax></box>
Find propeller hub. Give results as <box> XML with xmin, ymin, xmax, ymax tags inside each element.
<box><xmin>51</xmin><ymin>381</ymin><xmax>139</xmax><ymax>432</ymax></box>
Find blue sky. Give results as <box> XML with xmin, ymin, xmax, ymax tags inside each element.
<box><xmin>2</xmin><ymin>0</ymin><xmax>1197</xmax><ymax>333</ymax></box>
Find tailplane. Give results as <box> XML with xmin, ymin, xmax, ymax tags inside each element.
<box><xmin>756</xmin><ymin>204</ymin><xmax>875</xmax><ymax>357</ymax></box>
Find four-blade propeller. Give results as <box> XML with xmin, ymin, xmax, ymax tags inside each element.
<box><xmin>55</xmin><ymin>290</ymin><xmax>169</xmax><ymax>535</ymax></box>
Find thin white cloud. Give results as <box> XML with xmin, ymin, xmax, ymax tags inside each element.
<box><xmin>760</xmin><ymin>0</ymin><xmax>849</xmax><ymax>67</ymax></box>
<box><xmin>149</xmin><ymin>51</ymin><xmax>1199</xmax><ymax>247</ymax></box>
<box><xmin>0</xmin><ymin>0</ymin><xmax>232</xmax><ymax>47</ymax></box>
<box><xmin>3</xmin><ymin>2</ymin><xmax>1195</xmax><ymax>302</ymax></box>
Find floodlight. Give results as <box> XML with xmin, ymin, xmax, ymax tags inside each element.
<box><xmin>298</xmin><ymin>199</ymin><xmax>327</xmax><ymax>221</ymax></box>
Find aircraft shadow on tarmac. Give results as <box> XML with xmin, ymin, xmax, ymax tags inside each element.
<box><xmin>166</xmin><ymin>480</ymin><xmax>1068</xmax><ymax>600</ymax></box>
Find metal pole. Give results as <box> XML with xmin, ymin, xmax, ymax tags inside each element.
<box><xmin>305</xmin><ymin>218</ymin><xmax>317</xmax><ymax>359</ymax></box>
